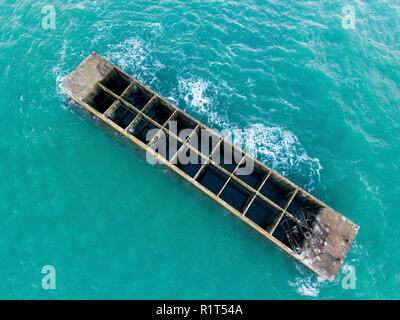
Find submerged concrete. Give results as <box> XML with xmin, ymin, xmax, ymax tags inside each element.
<box><xmin>59</xmin><ymin>52</ymin><xmax>359</xmax><ymax>281</ymax></box>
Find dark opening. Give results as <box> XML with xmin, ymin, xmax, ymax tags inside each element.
<box><xmin>85</xmin><ymin>89</ymin><xmax>116</xmax><ymax>113</ymax></box>
<box><xmin>177</xmin><ymin>160</ymin><xmax>203</xmax><ymax>178</ymax></box>
<box><xmin>286</xmin><ymin>192</ymin><xmax>322</xmax><ymax>224</ymax></box>
<box><xmin>245</xmin><ymin>197</ymin><xmax>281</xmax><ymax>232</ymax></box>
<box><xmin>175</xmin><ymin>149</ymin><xmax>204</xmax><ymax>178</ymax></box>
<box><xmin>109</xmin><ymin>103</ymin><xmax>137</xmax><ymax>129</ymax></box>
<box><xmin>145</xmin><ymin>100</ymin><xmax>174</xmax><ymax>126</ymax></box>
<box><xmin>212</xmin><ymin>142</ymin><xmax>243</xmax><ymax>173</ymax></box>
<box><xmin>123</xmin><ymin>84</ymin><xmax>153</xmax><ymax>110</ymax></box>
<box><xmin>272</xmin><ymin>216</ymin><xmax>305</xmax><ymax>251</ymax></box>
<box><xmin>155</xmin><ymin>134</ymin><xmax>183</xmax><ymax>161</ymax></box>
<box><xmin>174</xmin><ymin>112</ymin><xmax>197</xmax><ymax>134</ymax></box>
<box><xmin>259</xmin><ymin>174</ymin><xmax>296</xmax><ymax>209</ymax></box>
<box><xmin>128</xmin><ymin>118</ymin><xmax>158</xmax><ymax>144</ymax></box>
<box><xmin>219</xmin><ymin>179</ymin><xmax>252</xmax><ymax>212</ymax></box>
<box><xmin>199</xmin><ymin>129</ymin><xmax>220</xmax><ymax>156</ymax></box>
<box><xmin>196</xmin><ymin>165</ymin><xmax>229</xmax><ymax>195</ymax></box>
<box><xmin>235</xmin><ymin>160</ymin><xmax>266</xmax><ymax>189</ymax></box>
<box><xmin>101</xmin><ymin>69</ymin><xmax>132</xmax><ymax>95</ymax></box>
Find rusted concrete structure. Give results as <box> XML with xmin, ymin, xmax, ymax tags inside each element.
<box><xmin>59</xmin><ymin>52</ymin><xmax>359</xmax><ymax>281</ymax></box>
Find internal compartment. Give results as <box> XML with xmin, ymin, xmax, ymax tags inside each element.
<box><xmin>186</xmin><ymin>126</ymin><xmax>201</xmax><ymax>149</ymax></box>
<box><xmin>245</xmin><ymin>197</ymin><xmax>282</xmax><ymax>232</ymax></box>
<box><xmin>122</xmin><ymin>82</ymin><xmax>153</xmax><ymax>110</ymax></box>
<box><xmin>211</xmin><ymin>141</ymin><xmax>244</xmax><ymax>173</ymax></box>
<box><xmin>175</xmin><ymin>147</ymin><xmax>206</xmax><ymax>178</ymax></box>
<box><xmin>128</xmin><ymin>116</ymin><xmax>159</xmax><ymax>144</ymax></box>
<box><xmin>167</xmin><ymin>111</ymin><xmax>197</xmax><ymax>139</ymax></box>
<box><xmin>108</xmin><ymin>102</ymin><xmax>138</xmax><ymax>129</ymax></box>
<box><xmin>100</xmin><ymin>68</ymin><xmax>132</xmax><ymax>95</ymax></box>
<box><xmin>145</xmin><ymin>99</ymin><xmax>174</xmax><ymax>126</ymax></box>
<box><xmin>272</xmin><ymin>215</ymin><xmax>305</xmax><ymax>252</ymax></box>
<box><xmin>286</xmin><ymin>190</ymin><xmax>322</xmax><ymax>224</ymax></box>
<box><xmin>152</xmin><ymin>132</ymin><xmax>183</xmax><ymax>161</ymax></box>
<box><xmin>235</xmin><ymin>158</ymin><xmax>267</xmax><ymax>189</ymax></box>
<box><xmin>84</xmin><ymin>88</ymin><xmax>116</xmax><ymax>113</ymax></box>
<box><xmin>198</xmin><ymin>128</ymin><xmax>221</xmax><ymax>156</ymax></box>
<box><xmin>259</xmin><ymin>173</ymin><xmax>296</xmax><ymax>209</ymax></box>
<box><xmin>219</xmin><ymin>179</ymin><xmax>252</xmax><ymax>212</ymax></box>
<box><xmin>84</xmin><ymin>87</ymin><xmax>116</xmax><ymax>113</ymax></box>
<box><xmin>196</xmin><ymin>164</ymin><xmax>229</xmax><ymax>195</ymax></box>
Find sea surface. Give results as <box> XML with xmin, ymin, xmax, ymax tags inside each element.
<box><xmin>1</xmin><ymin>0</ymin><xmax>399</xmax><ymax>299</ymax></box>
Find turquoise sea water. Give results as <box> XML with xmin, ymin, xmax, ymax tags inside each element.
<box><xmin>1</xmin><ymin>0</ymin><xmax>399</xmax><ymax>299</ymax></box>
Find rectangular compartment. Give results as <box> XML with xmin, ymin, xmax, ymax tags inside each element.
<box><xmin>84</xmin><ymin>87</ymin><xmax>116</xmax><ymax>113</ymax></box>
<box><xmin>186</xmin><ymin>125</ymin><xmax>201</xmax><ymax>149</ymax></box>
<box><xmin>100</xmin><ymin>68</ymin><xmax>132</xmax><ymax>95</ymax></box>
<box><xmin>152</xmin><ymin>132</ymin><xmax>183</xmax><ymax>161</ymax></box>
<box><xmin>108</xmin><ymin>102</ymin><xmax>138</xmax><ymax>129</ymax></box>
<box><xmin>128</xmin><ymin>116</ymin><xmax>159</xmax><ymax>144</ymax></box>
<box><xmin>286</xmin><ymin>190</ymin><xmax>322</xmax><ymax>224</ymax></box>
<box><xmin>245</xmin><ymin>197</ymin><xmax>282</xmax><ymax>232</ymax></box>
<box><xmin>235</xmin><ymin>157</ymin><xmax>268</xmax><ymax>189</ymax></box>
<box><xmin>259</xmin><ymin>173</ymin><xmax>296</xmax><ymax>209</ymax></box>
<box><xmin>198</xmin><ymin>127</ymin><xmax>221</xmax><ymax>156</ymax></box>
<box><xmin>272</xmin><ymin>215</ymin><xmax>305</xmax><ymax>252</ymax></box>
<box><xmin>166</xmin><ymin>111</ymin><xmax>197</xmax><ymax>139</ymax></box>
<box><xmin>174</xmin><ymin>147</ymin><xmax>206</xmax><ymax>178</ymax></box>
<box><xmin>211</xmin><ymin>141</ymin><xmax>244</xmax><ymax>173</ymax></box>
<box><xmin>122</xmin><ymin>82</ymin><xmax>154</xmax><ymax>110</ymax></box>
<box><xmin>196</xmin><ymin>164</ymin><xmax>229</xmax><ymax>195</ymax></box>
<box><xmin>219</xmin><ymin>179</ymin><xmax>252</xmax><ymax>212</ymax></box>
<box><xmin>144</xmin><ymin>99</ymin><xmax>174</xmax><ymax>126</ymax></box>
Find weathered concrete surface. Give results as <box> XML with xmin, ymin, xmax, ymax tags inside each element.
<box><xmin>299</xmin><ymin>207</ymin><xmax>359</xmax><ymax>281</ymax></box>
<box><xmin>60</xmin><ymin>52</ymin><xmax>114</xmax><ymax>100</ymax></box>
<box><xmin>59</xmin><ymin>52</ymin><xmax>360</xmax><ymax>282</ymax></box>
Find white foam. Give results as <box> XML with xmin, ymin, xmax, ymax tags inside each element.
<box><xmin>147</xmin><ymin>23</ymin><xmax>162</xmax><ymax>35</ymax></box>
<box><xmin>179</xmin><ymin>78</ymin><xmax>211</xmax><ymax>113</ymax></box>
<box><xmin>289</xmin><ymin>276</ymin><xmax>323</xmax><ymax>297</ymax></box>
<box><xmin>54</xmin><ymin>31</ymin><xmax>322</xmax><ymax>190</ymax></box>
<box><xmin>288</xmin><ymin>264</ymin><xmax>327</xmax><ymax>297</ymax></box>
<box><xmin>177</xmin><ymin>77</ymin><xmax>231</xmax><ymax>129</ymax></box>
<box><xmin>249</xmin><ymin>124</ymin><xmax>321</xmax><ymax>185</ymax></box>
<box><xmin>177</xmin><ymin>77</ymin><xmax>322</xmax><ymax>189</ymax></box>
<box><xmin>105</xmin><ymin>38</ymin><xmax>149</xmax><ymax>72</ymax></box>
<box><xmin>103</xmin><ymin>33</ymin><xmax>164</xmax><ymax>87</ymax></box>
<box><xmin>53</xmin><ymin>41</ymin><xmax>69</xmax><ymax>93</ymax></box>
